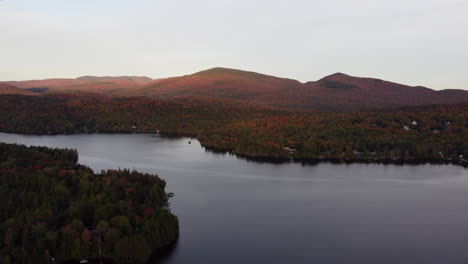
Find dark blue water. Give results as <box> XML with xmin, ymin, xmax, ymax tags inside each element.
<box><xmin>1</xmin><ymin>133</ymin><xmax>468</xmax><ymax>264</ymax></box>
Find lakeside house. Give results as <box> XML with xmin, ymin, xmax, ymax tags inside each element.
<box><xmin>284</xmin><ymin>147</ymin><xmax>296</xmax><ymax>154</ymax></box>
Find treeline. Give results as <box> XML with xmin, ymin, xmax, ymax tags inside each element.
<box><xmin>200</xmin><ymin>104</ymin><xmax>468</xmax><ymax>165</ymax></box>
<box><xmin>0</xmin><ymin>93</ymin><xmax>467</xmax><ymax>166</ymax></box>
<box><xmin>0</xmin><ymin>94</ymin><xmax>276</xmax><ymax>136</ymax></box>
<box><xmin>0</xmin><ymin>143</ymin><xmax>179</xmax><ymax>264</ymax></box>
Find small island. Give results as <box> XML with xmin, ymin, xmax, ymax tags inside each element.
<box><xmin>0</xmin><ymin>143</ymin><xmax>179</xmax><ymax>264</ymax></box>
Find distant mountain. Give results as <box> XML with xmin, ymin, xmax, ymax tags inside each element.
<box><xmin>119</xmin><ymin>68</ymin><xmax>303</xmax><ymax>105</ymax></box>
<box><xmin>301</xmin><ymin>72</ymin><xmax>467</xmax><ymax>110</ymax></box>
<box><xmin>76</xmin><ymin>76</ymin><xmax>152</xmax><ymax>84</ymax></box>
<box><xmin>3</xmin><ymin>68</ymin><xmax>468</xmax><ymax>111</ymax></box>
<box><xmin>4</xmin><ymin>76</ymin><xmax>153</xmax><ymax>94</ymax></box>
<box><xmin>0</xmin><ymin>83</ymin><xmax>40</xmax><ymax>96</ymax></box>
<box><xmin>115</xmin><ymin>68</ymin><xmax>468</xmax><ymax>111</ymax></box>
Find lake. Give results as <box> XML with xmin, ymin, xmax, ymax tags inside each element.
<box><xmin>1</xmin><ymin>133</ymin><xmax>468</xmax><ymax>264</ymax></box>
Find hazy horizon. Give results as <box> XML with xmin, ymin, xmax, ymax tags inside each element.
<box><xmin>1</xmin><ymin>0</ymin><xmax>467</xmax><ymax>90</ymax></box>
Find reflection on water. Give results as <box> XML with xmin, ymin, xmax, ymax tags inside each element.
<box><xmin>1</xmin><ymin>133</ymin><xmax>468</xmax><ymax>264</ymax></box>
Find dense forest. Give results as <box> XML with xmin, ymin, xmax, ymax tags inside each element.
<box><xmin>0</xmin><ymin>93</ymin><xmax>467</xmax><ymax>166</ymax></box>
<box><xmin>200</xmin><ymin>104</ymin><xmax>468</xmax><ymax>165</ymax></box>
<box><xmin>0</xmin><ymin>143</ymin><xmax>179</xmax><ymax>264</ymax></box>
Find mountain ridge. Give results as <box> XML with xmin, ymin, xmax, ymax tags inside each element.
<box><xmin>2</xmin><ymin>68</ymin><xmax>467</xmax><ymax>111</ymax></box>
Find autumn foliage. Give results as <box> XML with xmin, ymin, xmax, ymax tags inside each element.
<box><xmin>0</xmin><ymin>93</ymin><xmax>466</xmax><ymax>165</ymax></box>
<box><xmin>0</xmin><ymin>143</ymin><xmax>179</xmax><ymax>263</ymax></box>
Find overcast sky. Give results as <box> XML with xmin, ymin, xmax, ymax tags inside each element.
<box><xmin>1</xmin><ymin>0</ymin><xmax>467</xmax><ymax>90</ymax></box>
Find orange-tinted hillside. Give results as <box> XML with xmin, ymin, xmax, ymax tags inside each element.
<box><xmin>4</xmin><ymin>76</ymin><xmax>152</xmax><ymax>94</ymax></box>
<box><xmin>115</xmin><ymin>68</ymin><xmax>468</xmax><ymax>111</ymax></box>
<box><xmin>3</xmin><ymin>68</ymin><xmax>468</xmax><ymax>111</ymax></box>
<box><xmin>0</xmin><ymin>83</ymin><xmax>40</xmax><ymax>96</ymax></box>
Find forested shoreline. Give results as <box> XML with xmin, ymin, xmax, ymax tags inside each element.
<box><xmin>0</xmin><ymin>93</ymin><xmax>467</xmax><ymax>167</ymax></box>
<box><xmin>0</xmin><ymin>143</ymin><xmax>179</xmax><ymax>264</ymax></box>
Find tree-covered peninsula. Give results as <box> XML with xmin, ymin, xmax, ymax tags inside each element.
<box><xmin>0</xmin><ymin>143</ymin><xmax>179</xmax><ymax>264</ymax></box>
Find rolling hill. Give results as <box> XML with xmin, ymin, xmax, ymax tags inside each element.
<box><xmin>0</xmin><ymin>83</ymin><xmax>40</xmax><ymax>96</ymax></box>
<box><xmin>114</xmin><ymin>68</ymin><xmax>468</xmax><ymax>111</ymax></box>
<box><xmin>3</xmin><ymin>68</ymin><xmax>468</xmax><ymax>111</ymax></box>
<box><xmin>3</xmin><ymin>76</ymin><xmax>153</xmax><ymax>94</ymax></box>
<box><xmin>116</xmin><ymin>68</ymin><xmax>303</xmax><ymax>106</ymax></box>
<box><xmin>300</xmin><ymin>72</ymin><xmax>468</xmax><ymax>110</ymax></box>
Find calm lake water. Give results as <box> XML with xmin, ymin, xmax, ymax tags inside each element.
<box><xmin>1</xmin><ymin>133</ymin><xmax>468</xmax><ymax>264</ymax></box>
